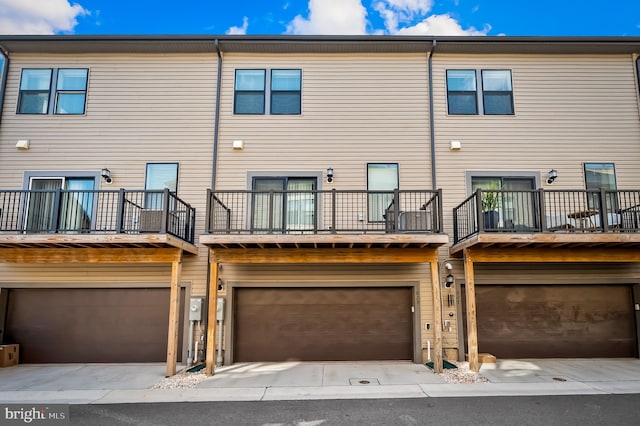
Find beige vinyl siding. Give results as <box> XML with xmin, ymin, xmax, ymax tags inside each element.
<box><xmin>434</xmin><ymin>54</ymin><xmax>640</xmax><ymax>240</ymax></box>
<box><xmin>219</xmin><ymin>262</ymin><xmax>439</xmax><ymax>362</ymax></box>
<box><xmin>0</xmin><ymin>53</ymin><xmax>217</xmax><ymax>296</ymax></box>
<box><xmin>216</xmin><ymin>53</ymin><xmax>432</xmax><ymax>190</ymax></box>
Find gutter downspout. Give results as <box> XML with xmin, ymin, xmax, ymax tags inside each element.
<box><xmin>0</xmin><ymin>45</ymin><xmax>10</xmax><ymax>127</ymax></box>
<box><xmin>205</xmin><ymin>39</ymin><xmax>224</xmax><ymax>370</ymax></box>
<box><xmin>635</xmin><ymin>55</ymin><xmax>640</xmax><ymax>116</ymax></box>
<box><xmin>211</xmin><ymin>39</ymin><xmax>223</xmax><ymax>190</ymax></box>
<box><xmin>428</xmin><ymin>40</ymin><xmax>437</xmax><ymax>191</ymax></box>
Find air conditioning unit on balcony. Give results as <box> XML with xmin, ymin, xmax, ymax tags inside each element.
<box><xmin>139</xmin><ymin>210</ymin><xmax>163</xmax><ymax>232</ymax></box>
<box><xmin>397</xmin><ymin>211</ymin><xmax>430</xmax><ymax>232</ymax></box>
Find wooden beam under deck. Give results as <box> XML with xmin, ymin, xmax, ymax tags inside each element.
<box><xmin>210</xmin><ymin>248</ymin><xmax>440</xmax><ymax>264</ymax></box>
<box><xmin>450</xmin><ymin>232</ymin><xmax>640</xmax><ymax>256</ymax></box>
<box><xmin>0</xmin><ymin>247</ymin><xmax>183</xmax><ymax>263</ymax></box>
<box><xmin>0</xmin><ymin>234</ymin><xmax>199</xmax><ymax>254</ymax></box>
<box><xmin>200</xmin><ymin>233</ymin><xmax>449</xmax><ymax>250</ymax></box>
<box><xmin>465</xmin><ymin>247</ymin><xmax>640</xmax><ymax>263</ymax></box>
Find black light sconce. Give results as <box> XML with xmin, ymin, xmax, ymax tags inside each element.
<box><xmin>326</xmin><ymin>167</ymin><xmax>334</xmax><ymax>183</ymax></box>
<box><xmin>547</xmin><ymin>169</ymin><xmax>558</xmax><ymax>185</ymax></box>
<box><xmin>101</xmin><ymin>168</ymin><xmax>112</xmax><ymax>184</ymax></box>
<box><xmin>445</xmin><ymin>273</ymin><xmax>455</xmax><ymax>288</ymax></box>
<box><xmin>217</xmin><ymin>278</ymin><xmax>224</xmax><ymax>292</ymax></box>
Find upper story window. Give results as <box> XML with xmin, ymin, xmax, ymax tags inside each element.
<box><xmin>18</xmin><ymin>68</ymin><xmax>88</xmax><ymax>115</ymax></box>
<box><xmin>145</xmin><ymin>163</ymin><xmax>179</xmax><ymax>209</ymax></box>
<box><xmin>481</xmin><ymin>70</ymin><xmax>514</xmax><ymax>115</ymax></box>
<box><xmin>584</xmin><ymin>162</ymin><xmax>617</xmax><ymax>210</ymax></box>
<box><xmin>367</xmin><ymin>163</ymin><xmax>399</xmax><ymax>222</ymax></box>
<box><xmin>447</xmin><ymin>69</ymin><xmax>513</xmax><ymax>115</ymax></box>
<box><xmin>446</xmin><ymin>70</ymin><xmax>478</xmax><ymax>115</ymax></box>
<box><xmin>234</xmin><ymin>69</ymin><xmax>301</xmax><ymax>115</ymax></box>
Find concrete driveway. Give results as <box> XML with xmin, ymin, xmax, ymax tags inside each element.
<box><xmin>1</xmin><ymin>359</ymin><xmax>640</xmax><ymax>404</ymax></box>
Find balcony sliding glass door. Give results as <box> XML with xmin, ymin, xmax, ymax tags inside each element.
<box><xmin>251</xmin><ymin>177</ymin><xmax>316</xmax><ymax>233</ymax></box>
<box><xmin>472</xmin><ymin>176</ymin><xmax>536</xmax><ymax>230</ymax></box>
<box><xmin>27</xmin><ymin>177</ymin><xmax>95</xmax><ymax>233</ymax></box>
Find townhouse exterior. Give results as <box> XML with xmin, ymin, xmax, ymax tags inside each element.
<box><xmin>0</xmin><ymin>35</ymin><xmax>639</xmax><ymax>376</ymax></box>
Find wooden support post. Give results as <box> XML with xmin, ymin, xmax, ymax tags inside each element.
<box><xmin>464</xmin><ymin>250</ymin><xmax>479</xmax><ymax>372</ymax></box>
<box><xmin>205</xmin><ymin>252</ymin><xmax>219</xmax><ymax>376</ymax></box>
<box><xmin>166</xmin><ymin>253</ymin><xmax>182</xmax><ymax>377</ymax></box>
<box><xmin>430</xmin><ymin>259</ymin><xmax>443</xmax><ymax>373</ymax></box>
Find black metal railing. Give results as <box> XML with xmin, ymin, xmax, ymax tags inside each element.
<box><xmin>453</xmin><ymin>189</ymin><xmax>640</xmax><ymax>243</ymax></box>
<box><xmin>205</xmin><ymin>189</ymin><xmax>443</xmax><ymax>234</ymax></box>
<box><xmin>0</xmin><ymin>188</ymin><xmax>196</xmax><ymax>244</ymax></box>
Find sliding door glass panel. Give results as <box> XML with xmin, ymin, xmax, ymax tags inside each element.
<box><xmin>59</xmin><ymin>178</ymin><xmax>95</xmax><ymax>232</ymax></box>
<box><xmin>27</xmin><ymin>178</ymin><xmax>63</xmax><ymax>232</ymax></box>
<box><xmin>286</xmin><ymin>179</ymin><xmax>316</xmax><ymax>232</ymax></box>
<box><xmin>252</xmin><ymin>178</ymin><xmax>284</xmax><ymax>231</ymax></box>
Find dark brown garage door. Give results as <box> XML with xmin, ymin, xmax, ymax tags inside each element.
<box><xmin>234</xmin><ymin>287</ymin><xmax>413</xmax><ymax>362</ymax></box>
<box><xmin>5</xmin><ymin>288</ymin><xmax>184</xmax><ymax>363</ymax></box>
<box><xmin>464</xmin><ymin>285</ymin><xmax>637</xmax><ymax>358</ymax></box>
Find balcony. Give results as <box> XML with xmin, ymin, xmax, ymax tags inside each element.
<box><xmin>0</xmin><ymin>188</ymin><xmax>197</xmax><ymax>253</ymax></box>
<box><xmin>451</xmin><ymin>188</ymin><xmax>640</xmax><ymax>255</ymax></box>
<box><xmin>201</xmin><ymin>189</ymin><xmax>448</xmax><ymax>249</ymax></box>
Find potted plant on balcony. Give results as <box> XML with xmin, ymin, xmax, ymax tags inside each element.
<box><xmin>481</xmin><ymin>183</ymin><xmax>501</xmax><ymax>229</ymax></box>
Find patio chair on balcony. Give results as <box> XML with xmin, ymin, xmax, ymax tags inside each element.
<box><xmin>591</xmin><ymin>213</ymin><xmax>622</xmax><ymax>230</ymax></box>
<box><xmin>546</xmin><ymin>214</ymin><xmax>574</xmax><ymax>232</ymax></box>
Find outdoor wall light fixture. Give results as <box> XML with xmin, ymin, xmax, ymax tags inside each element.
<box><xmin>445</xmin><ymin>273</ymin><xmax>455</xmax><ymax>288</ymax></box>
<box><xmin>217</xmin><ymin>278</ymin><xmax>224</xmax><ymax>292</ymax></box>
<box><xmin>326</xmin><ymin>167</ymin><xmax>334</xmax><ymax>183</ymax></box>
<box><xmin>547</xmin><ymin>169</ymin><xmax>558</xmax><ymax>185</ymax></box>
<box><xmin>16</xmin><ymin>139</ymin><xmax>30</xmax><ymax>150</ymax></box>
<box><xmin>101</xmin><ymin>168</ymin><xmax>113</xmax><ymax>184</ymax></box>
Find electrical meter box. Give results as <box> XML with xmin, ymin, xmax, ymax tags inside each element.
<box><xmin>189</xmin><ymin>297</ymin><xmax>203</xmax><ymax>321</ymax></box>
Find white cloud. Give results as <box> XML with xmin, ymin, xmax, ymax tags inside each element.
<box><xmin>284</xmin><ymin>0</ymin><xmax>489</xmax><ymax>36</ymax></box>
<box><xmin>394</xmin><ymin>13</ymin><xmax>490</xmax><ymax>35</ymax></box>
<box><xmin>374</xmin><ymin>0</ymin><xmax>433</xmax><ymax>33</ymax></box>
<box><xmin>286</xmin><ymin>0</ymin><xmax>368</xmax><ymax>35</ymax></box>
<box><xmin>226</xmin><ymin>17</ymin><xmax>249</xmax><ymax>35</ymax></box>
<box><xmin>0</xmin><ymin>0</ymin><xmax>87</xmax><ymax>35</ymax></box>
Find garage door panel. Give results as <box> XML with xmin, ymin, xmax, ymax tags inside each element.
<box><xmin>6</xmin><ymin>288</ymin><xmax>184</xmax><ymax>363</ymax></box>
<box><xmin>234</xmin><ymin>287</ymin><xmax>412</xmax><ymax>362</ymax></box>
<box><xmin>473</xmin><ymin>285</ymin><xmax>636</xmax><ymax>358</ymax></box>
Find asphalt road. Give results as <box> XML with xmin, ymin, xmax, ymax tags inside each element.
<box><xmin>70</xmin><ymin>394</ymin><xmax>640</xmax><ymax>425</ymax></box>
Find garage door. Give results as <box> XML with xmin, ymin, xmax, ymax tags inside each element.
<box><xmin>5</xmin><ymin>288</ymin><xmax>184</xmax><ymax>363</ymax></box>
<box><xmin>234</xmin><ymin>287</ymin><xmax>413</xmax><ymax>362</ymax></box>
<box><xmin>465</xmin><ymin>285</ymin><xmax>637</xmax><ymax>358</ymax></box>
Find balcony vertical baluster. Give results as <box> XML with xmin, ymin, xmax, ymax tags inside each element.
<box><xmin>331</xmin><ymin>188</ymin><xmax>337</xmax><ymax>233</ymax></box>
<box><xmin>161</xmin><ymin>188</ymin><xmax>169</xmax><ymax>234</ymax></box>
<box><xmin>115</xmin><ymin>188</ymin><xmax>125</xmax><ymax>234</ymax></box>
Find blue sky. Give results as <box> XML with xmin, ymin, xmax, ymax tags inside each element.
<box><xmin>1</xmin><ymin>0</ymin><xmax>640</xmax><ymax>36</ymax></box>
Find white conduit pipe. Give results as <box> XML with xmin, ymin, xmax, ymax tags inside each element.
<box><xmin>187</xmin><ymin>320</ymin><xmax>195</xmax><ymax>365</ymax></box>
<box><xmin>216</xmin><ymin>316</ymin><xmax>224</xmax><ymax>366</ymax></box>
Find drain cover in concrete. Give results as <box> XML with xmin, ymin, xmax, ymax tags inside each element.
<box><xmin>349</xmin><ymin>378</ymin><xmax>380</xmax><ymax>386</ymax></box>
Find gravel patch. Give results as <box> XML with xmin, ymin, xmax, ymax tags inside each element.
<box><xmin>152</xmin><ymin>361</ymin><xmax>490</xmax><ymax>389</ymax></box>
<box><xmin>151</xmin><ymin>369</ymin><xmax>208</xmax><ymax>389</ymax></box>
<box><xmin>436</xmin><ymin>361</ymin><xmax>490</xmax><ymax>384</ymax></box>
